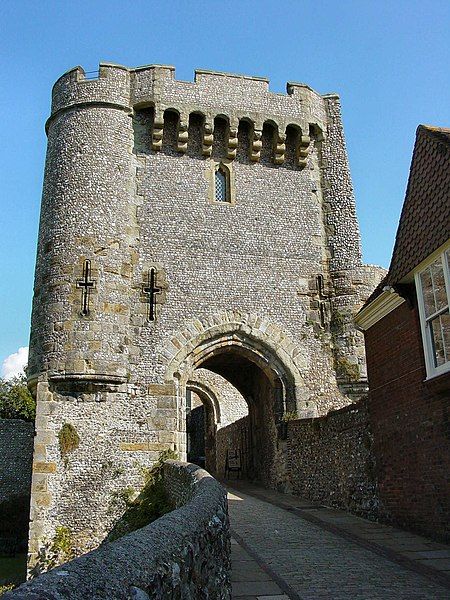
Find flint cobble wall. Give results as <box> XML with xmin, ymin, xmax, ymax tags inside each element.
<box><xmin>0</xmin><ymin>419</ymin><xmax>34</xmax><ymax>551</ymax></box>
<box><xmin>5</xmin><ymin>461</ymin><xmax>231</xmax><ymax>599</ymax></box>
<box><xmin>287</xmin><ymin>399</ymin><xmax>379</xmax><ymax>519</ymax></box>
<box><xmin>0</xmin><ymin>419</ymin><xmax>34</xmax><ymax>504</ymax></box>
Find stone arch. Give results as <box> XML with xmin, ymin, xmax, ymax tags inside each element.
<box><xmin>185</xmin><ymin>378</ymin><xmax>221</xmax><ymax>475</ymax></box>
<box><xmin>236</xmin><ymin>118</ymin><xmax>252</xmax><ymax>163</ymax></box>
<box><xmin>163</xmin><ymin>312</ymin><xmax>309</xmax><ymax>408</ymax></box>
<box><xmin>260</xmin><ymin>120</ymin><xmax>278</xmax><ymax>164</ymax></box>
<box><xmin>284</xmin><ymin>123</ymin><xmax>302</xmax><ymax>168</ymax></box>
<box><xmin>212</xmin><ymin>115</ymin><xmax>229</xmax><ymax>159</ymax></box>
<box><xmin>163</xmin><ymin>312</ymin><xmax>313</xmax><ymax>486</ymax></box>
<box><xmin>186</xmin><ymin>371</ymin><xmax>250</xmax><ymax>477</ymax></box>
<box><xmin>186</xmin><ymin>378</ymin><xmax>221</xmax><ymax>425</ymax></box>
<box><xmin>309</xmin><ymin>122</ymin><xmax>324</xmax><ymax>141</ymax></box>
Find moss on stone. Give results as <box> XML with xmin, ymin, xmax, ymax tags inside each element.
<box><xmin>58</xmin><ymin>423</ymin><xmax>80</xmax><ymax>459</ymax></box>
<box><xmin>0</xmin><ymin>583</ymin><xmax>15</xmax><ymax>596</ymax></box>
<box><xmin>107</xmin><ymin>449</ymin><xmax>178</xmax><ymax>542</ymax></box>
<box><xmin>330</xmin><ymin>310</ymin><xmax>346</xmax><ymax>334</ymax></box>
<box><xmin>281</xmin><ymin>411</ymin><xmax>298</xmax><ymax>422</ymax></box>
<box><xmin>335</xmin><ymin>357</ymin><xmax>360</xmax><ymax>382</ymax></box>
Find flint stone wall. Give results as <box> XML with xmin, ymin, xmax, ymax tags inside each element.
<box><xmin>6</xmin><ymin>461</ymin><xmax>231</xmax><ymax>600</ymax></box>
<box><xmin>0</xmin><ymin>419</ymin><xmax>34</xmax><ymax>552</ymax></box>
<box><xmin>287</xmin><ymin>399</ymin><xmax>379</xmax><ymax>519</ymax></box>
<box><xmin>0</xmin><ymin>419</ymin><xmax>34</xmax><ymax>504</ymax></box>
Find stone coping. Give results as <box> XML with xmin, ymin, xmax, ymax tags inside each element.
<box><xmin>5</xmin><ymin>461</ymin><xmax>231</xmax><ymax>599</ymax></box>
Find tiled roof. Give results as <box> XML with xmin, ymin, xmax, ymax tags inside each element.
<box><xmin>385</xmin><ymin>125</ymin><xmax>450</xmax><ymax>285</ymax></box>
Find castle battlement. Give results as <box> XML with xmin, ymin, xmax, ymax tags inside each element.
<box><xmin>49</xmin><ymin>62</ymin><xmax>335</xmax><ymax>167</ymax></box>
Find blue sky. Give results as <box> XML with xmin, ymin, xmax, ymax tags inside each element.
<box><xmin>0</xmin><ymin>0</ymin><xmax>449</xmax><ymax>373</ymax></box>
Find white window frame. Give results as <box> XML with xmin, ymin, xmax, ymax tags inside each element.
<box><xmin>415</xmin><ymin>246</ymin><xmax>450</xmax><ymax>379</ymax></box>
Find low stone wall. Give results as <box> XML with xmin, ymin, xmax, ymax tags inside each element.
<box><xmin>5</xmin><ymin>461</ymin><xmax>231</xmax><ymax>599</ymax></box>
<box><xmin>0</xmin><ymin>419</ymin><xmax>34</xmax><ymax>552</ymax></box>
<box><xmin>287</xmin><ymin>399</ymin><xmax>379</xmax><ymax>519</ymax></box>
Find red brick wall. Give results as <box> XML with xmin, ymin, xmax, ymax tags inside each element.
<box><xmin>365</xmin><ymin>301</ymin><xmax>450</xmax><ymax>542</ymax></box>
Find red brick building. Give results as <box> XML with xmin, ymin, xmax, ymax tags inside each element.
<box><xmin>356</xmin><ymin>125</ymin><xmax>450</xmax><ymax>541</ymax></box>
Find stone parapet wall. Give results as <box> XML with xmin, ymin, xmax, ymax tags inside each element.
<box><xmin>5</xmin><ymin>461</ymin><xmax>231</xmax><ymax>599</ymax></box>
<box><xmin>286</xmin><ymin>399</ymin><xmax>379</xmax><ymax>519</ymax></box>
<box><xmin>50</xmin><ymin>63</ymin><xmax>327</xmax><ymax>134</ymax></box>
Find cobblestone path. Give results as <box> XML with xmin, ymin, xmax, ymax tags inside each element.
<box><xmin>228</xmin><ymin>488</ymin><xmax>448</xmax><ymax>600</ymax></box>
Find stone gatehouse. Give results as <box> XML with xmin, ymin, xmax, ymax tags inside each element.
<box><xmin>27</xmin><ymin>62</ymin><xmax>384</xmax><ymax>565</ymax></box>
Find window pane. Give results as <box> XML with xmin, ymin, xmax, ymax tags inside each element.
<box><xmin>215</xmin><ymin>169</ymin><xmax>227</xmax><ymax>202</ymax></box>
<box><xmin>430</xmin><ymin>311</ymin><xmax>450</xmax><ymax>367</ymax></box>
<box><xmin>430</xmin><ymin>257</ymin><xmax>448</xmax><ymax>313</ymax></box>
<box><xmin>420</xmin><ymin>267</ymin><xmax>435</xmax><ymax>317</ymax></box>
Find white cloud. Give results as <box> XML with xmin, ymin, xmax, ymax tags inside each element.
<box><xmin>1</xmin><ymin>346</ymin><xmax>29</xmax><ymax>380</ymax></box>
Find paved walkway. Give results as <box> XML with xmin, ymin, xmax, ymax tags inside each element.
<box><xmin>227</xmin><ymin>482</ymin><xmax>450</xmax><ymax>599</ymax></box>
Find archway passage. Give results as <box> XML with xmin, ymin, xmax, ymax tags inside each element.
<box><xmin>185</xmin><ymin>343</ymin><xmax>290</xmax><ymax>489</ymax></box>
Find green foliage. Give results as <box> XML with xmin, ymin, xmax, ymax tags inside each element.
<box><xmin>335</xmin><ymin>357</ymin><xmax>360</xmax><ymax>382</ymax></box>
<box><xmin>29</xmin><ymin>526</ymin><xmax>75</xmax><ymax>577</ymax></box>
<box><xmin>0</xmin><ymin>583</ymin><xmax>15</xmax><ymax>596</ymax></box>
<box><xmin>281</xmin><ymin>410</ymin><xmax>298</xmax><ymax>422</ymax></box>
<box><xmin>42</xmin><ymin>526</ymin><xmax>74</xmax><ymax>572</ymax></box>
<box><xmin>109</xmin><ymin>486</ymin><xmax>136</xmax><ymax>511</ymax></box>
<box><xmin>0</xmin><ymin>375</ymin><xmax>35</xmax><ymax>422</ymax></box>
<box><xmin>51</xmin><ymin>526</ymin><xmax>74</xmax><ymax>562</ymax></box>
<box><xmin>58</xmin><ymin>423</ymin><xmax>80</xmax><ymax>460</ymax></box>
<box><xmin>107</xmin><ymin>448</ymin><xmax>178</xmax><ymax>542</ymax></box>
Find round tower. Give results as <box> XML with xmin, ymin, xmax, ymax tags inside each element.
<box><xmin>29</xmin><ymin>64</ymin><xmax>135</xmax><ymax>386</ymax></box>
<box><xmin>27</xmin><ymin>64</ymin><xmax>141</xmax><ymax>567</ymax></box>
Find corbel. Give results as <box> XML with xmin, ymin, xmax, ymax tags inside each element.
<box><xmin>250</xmin><ymin>122</ymin><xmax>263</xmax><ymax>162</ymax></box>
<box><xmin>297</xmin><ymin>135</ymin><xmax>310</xmax><ymax>168</ymax></box>
<box><xmin>151</xmin><ymin>110</ymin><xmax>164</xmax><ymax>151</ymax></box>
<box><xmin>202</xmin><ymin>120</ymin><xmax>213</xmax><ymax>157</ymax></box>
<box><xmin>274</xmin><ymin>130</ymin><xmax>286</xmax><ymax>165</ymax></box>
<box><xmin>176</xmin><ymin>115</ymin><xmax>189</xmax><ymax>153</ymax></box>
<box><xmin>227</xmin><ymin>119</ymin><xmax>239</xmax><ymax>160</ymax></box>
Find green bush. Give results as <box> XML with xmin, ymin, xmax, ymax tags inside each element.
<box><xmin>0</xmin><ymin>375</ymin><xmax>35</xmax><ymax>422</ymax></box>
